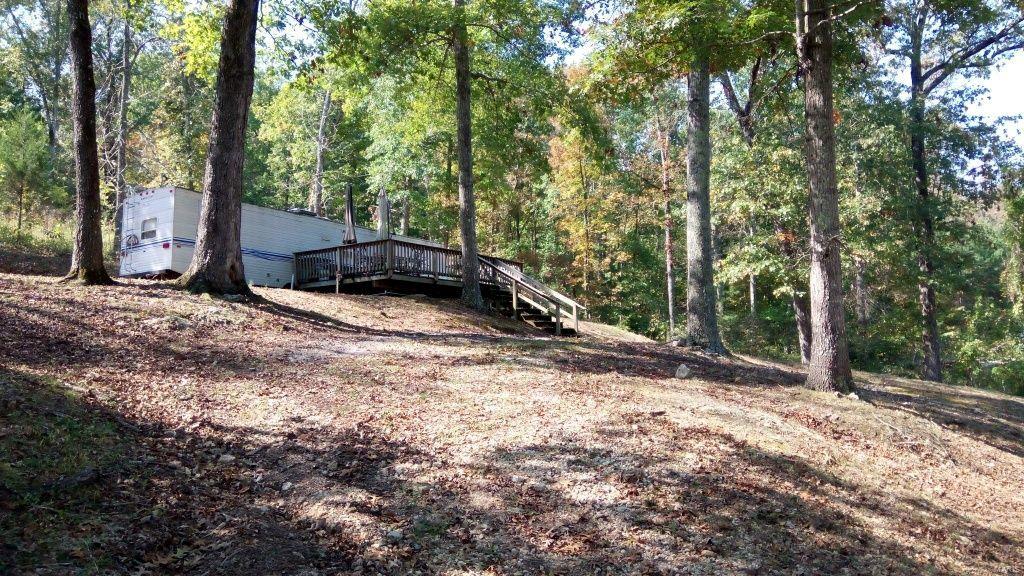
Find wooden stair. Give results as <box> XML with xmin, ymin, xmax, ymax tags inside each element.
<box><xmin>489</xmin><ymin>289</ymin><xmax>579</xmax><ymax>337</ymax></box>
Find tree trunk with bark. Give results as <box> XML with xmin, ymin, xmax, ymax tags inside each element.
<box><xmin>747</xmin><ymin>224</ymin><xmax>757</xmax><ymax>318</ymax></box>
<box><xmin>400</xmin><ymin>179</ymin><xmax>411</xmax><ymax>235</ymax></box>
<box><xmin>655</xmin><ymin>110</ymin><xmax>676</xmax><ymax>337</ymax></box>
<box><xmin>580</xmin><ymin>157</ymin><xmax>591</xmax><ymax>293</ymax></box>
<box><xmin>780</xmin><ymin>232</ymin><xmax>813</xmax><ymax>363</ymax></box>
<box><xmin>798</xmin><ymin>0</ymin><xmax>852</xmax><ymax>392</ymax></box>
<box><xmin>685</xmin><ymin>55</ymin><xmax>726</xmax><ymax>353</ymax></box>
<box><xmin>309</xmin><ymin>89</ymin><xmax>331</xmax><ymax>217</ymax></box>
<box><xmin>63</xmin><ymin>0</ymin><xmax>112</xmax><ymax>285</ymax></box>
<box><xmin>176</xmin><ymin>0</ymin><xmax>260</xmax><ymax>295</ymax></box>
<box><xmin>749</xmin><ymin>272</ymin><xmax>757</xmax><ymax>318</ymax></box>
<box><xmin>909</xmin><ymin>41</ymin><xmax>943</xmax><ymax>381</ymax></box>
<box><xmin>17</xmin><ymin>183</ymin><xmax>25</xmax><ymax>237</ymax></box>
<box><xmin>113</xmin><ymin>12</ymin><xmax>133</xmax><ymax>254</ymax></box>
<box><xmin>792</xmin><ymin>291</ymin><xmax>812</xmax><ymax>364</ymax></box>
<box><xmin>452</xmin><ymin>0</ymin><xmax>483</xmax><ymax>310</ymax></box>
<box><xmin>853</xmin><ymin>255</ymin><xmax>870</xmax><ymax>328</ymax></box>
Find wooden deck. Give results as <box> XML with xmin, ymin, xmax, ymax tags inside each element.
<box><xmin>293</xmin><ymin>239</ymin><xmax>585</xmax><ymax>335</ymax></box>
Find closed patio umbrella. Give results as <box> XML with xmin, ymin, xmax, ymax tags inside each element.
<box><xmin>343</xmin><ymin>183</ymin><xmax>357</xmax><ymax>244</ymax></box>
<box><xmin>377</xmin><ymin>188</ymin><xmax>390</xmax><ymax>239</ymax></box>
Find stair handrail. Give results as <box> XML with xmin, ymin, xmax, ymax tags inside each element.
<box><xmin>479</xmin><ymin>256</ymin><xmax>584</xmax><ymax>335</ymax></box>
<box><xmin>478</xmin><ymin>255</ymin><xmax>586</xmax><ymax>314</ymax></box>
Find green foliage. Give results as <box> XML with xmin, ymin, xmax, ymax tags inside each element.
<box><xmin>1001</xmin><ymin>168</ymin><xmax>1024</xmax><ymax>315</ymax></box>
<box><xmin>1</xmin><ymin>0</ymin><xmax>1023</xmax><ymax>396</ymax></box>
<box><xmin>0</xmin><ymin>108</ymin><xmax>62</xmax><ymax>225</ymax></box>
<box><xmin>948</xmin><ymin>299</ymin><xmax>1024</xmax><ymax>396</ymax></box>
<box><xmin>0</xmin><ymin>217</ymin><xmax>72</xmax><ymax>255</ymax></box>
<box><xmin>160</xmin><ymin>0</ymin><xmax>225</xmax><ymax>82</ymax></box>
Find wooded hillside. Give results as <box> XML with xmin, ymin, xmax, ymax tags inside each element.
<box><xmin>2</xmin><ymin>274</ymin><xmax>1022</xmax><ymax>574</ymax></box>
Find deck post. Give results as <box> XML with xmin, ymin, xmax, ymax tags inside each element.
<box><xmin>386</xmin><ymin>240</ymin><xmax>394</xmax><ymax>278</ymax></box>
<box><xmin>572</xmin><ymin>303</ymin><xmax>579</xmax><ymax>332</ymax></box>
<box><xmin>511</xmin><ymin>281</ymin><xmax>519</xmax><ymax>319</ymax></box>
<box><xmin>555</xmin><ymin>302</ymin><xmax>562</xmax><ymax>336</ymax></box>
<box><xmin>335</xmin><ymin>248</ymin><xmax>341</xmax><ymax>293</ymax></box>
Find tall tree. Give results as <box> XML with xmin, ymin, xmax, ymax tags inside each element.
<box><xmin>112</xmin><ymin>0</ymin><xmax>134</xmax><ymax>251</ymax></box>
<box><xmin>885</xmin><ymin>0</ymin><xmax>1023</xmax><ymax>381</ymax></box>
<box><xmin>1</xmin><ymin>0</ymin><xmax>68</xmax><ymax>150</ymax></box>
<box><xmin>63</xmin><ymin>0</ymin><xmax>112</xmax><ymax>284</ymax></box>
<box><xmin>176</xmin><ymin>0</ymin><xmax>260</xmax><ymax>294</ymax></box>
<box><xmin>0</xmin><ymin>109</ymin><xmax>54</xmax><ymax>236</ymax></box>
<box><xmin>685</xmin><ymin>55</ymin><xmax>726</xmax><ymax>352</ymax></box>
<box><xmin>308</xmin><ymin>89</ymin><xmax>331</xmax><ymax>216</ymax></box>
<box><xmin>452</xmin><ymin>0</ymin><xmax>483</xmax><ymax>310</ymax></box>
<box><xmin>719</xmin><ymin>58</ymin><xmax>814</xmax><ymax>362</ymax></box>
<box><xmin>797</xmin><ymin>0</ymin><xmax>852</xmax><ymax>391</ymax></box>
<box><xmin>654</xmin><ymin>107</ymin><xmax>676</xmax><ymax>337</ymax></box>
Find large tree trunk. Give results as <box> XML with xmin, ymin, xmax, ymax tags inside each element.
<box><xmin>452</xmin><ymin>0</ymin><xmax>483</xmax><ymax>310</ymax></box>
<box><xmin>309</xmin><ymin>89</ymin><xmax>331</xmax><ymax>216</ymax></box>
<box><xmin>113</xmin><ymin>12</ymin><xmax>133</xmax><ymax>255</ymax></box>
<box><xmin>176</xmin><ymin>0</ymin><xmax>260</xmax><ymax>295</ymax></box>
<box><xmin>63</xmin><ymin>0</ymin><xmax>112</xmax><ymax>285</ymax></box>
<box><xmin>685</xmin><ymin>55</ymin><xmax>726</xmax><ymax>353</ymax></box>
<box><xmin>798</xmin><ymin>0</ymin><xmax>852</xmax><ymax>392</ymax></box>
<box><xmin>909</xmin><ymin>41</ymin><xmax>943</xmax><ymax>381</ymax></box>
<box><xmin>655</xmin><ymin>111</ymin><xmax>676</xmax><ymax>337</ymax></box>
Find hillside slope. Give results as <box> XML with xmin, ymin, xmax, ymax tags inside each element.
<box><xmin>1</xmin><ymin>273</ymin><xmax>1022</xmax><ymax>575</ymax></box>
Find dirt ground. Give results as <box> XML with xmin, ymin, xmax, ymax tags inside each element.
<box><xmin>1</xmin><ymin>273</ymin><xmax>1022</xmax><ymax>575</ymax></box>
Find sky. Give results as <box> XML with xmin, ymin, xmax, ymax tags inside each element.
<box><xmin>567</xmin><ymin>40</ymin><xmax>1022</xmax><ymax>149</ymax></box>
<box><xmin>966</xmin><ymin>52</ymin><xmax>1024</xmax><ymax>147</ymax></box>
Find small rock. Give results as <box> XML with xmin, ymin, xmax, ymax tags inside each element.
<box><xmin>281</xmin><ymin>481</ymin><xmax>294</xmax><ymax>491</ymax></box>
<box><xmin>141</xmin><ymin>315</ymin><xmax>191</xmax><ymax>330</ymax></box>
<box><xmin>218</xmin><ymin>454</ymin><xmax>236</xmax><ymax>464</ymax></box>
<box><xmin>386</xmin><ymin>529</ymin><xmax>403</xmax><ymax>543</ymax></box>
<box><xmin>674</xmin><ymin>364</ymin><xmax>691</xmax><ymax>379</ymax></box>
<box><xmin>846</xmin><ymin>392</ymin><xmax>860</xmax><ymax>401</ymax></box>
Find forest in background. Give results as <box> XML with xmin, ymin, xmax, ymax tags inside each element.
<box><xmin>1</xmin><ymin>0</ymin><xmax>1022</xmax><ymax>394</ymax></box>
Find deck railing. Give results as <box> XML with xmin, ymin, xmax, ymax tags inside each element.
<box><xmin>294</xmin><ymin>239</ymin><xmax>522</xmax><ymax>288</ymax></box>
<box><xmin>295</xmin><ymin>240</ymin><xmax>584</xmax><ymax>334</ymax></box>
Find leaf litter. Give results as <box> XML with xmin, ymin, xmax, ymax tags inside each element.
<box><xmin>0</xmin><ymin>273</ymin><xmax>1022</xmax><ymax>575</ymax></box>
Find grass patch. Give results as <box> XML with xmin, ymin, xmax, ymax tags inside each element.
<box><xmin>0</xmin><ymin>219</ymin><xmax>73</xmax><ymax>256</ymax></box>
<box><xmin>0</xmin><ymin>370</ymin><xmax>129</xmax><ymax>572</ymax></box>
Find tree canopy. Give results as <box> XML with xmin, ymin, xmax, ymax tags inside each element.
<box><xmin>2</xmin><ymin>0</ymin><xmax>1023</xmax><ymax>393</ymax></box>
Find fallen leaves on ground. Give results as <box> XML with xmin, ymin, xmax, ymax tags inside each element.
<box><xmin>1</xmin><ymin>273</ymin><xmax>1022</xmax><ymax>575</ymax></box>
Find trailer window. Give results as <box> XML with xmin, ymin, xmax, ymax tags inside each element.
<box><xmin>141</xmin><ymin>218</ymin><xmax>158</xmax><ymax>240</ymax></box>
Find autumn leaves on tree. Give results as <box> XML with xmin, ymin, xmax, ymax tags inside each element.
<box><xmin>43</xmin><ymin>0</ymin><xmax>1024</xmax><ymax>392</ymax></box>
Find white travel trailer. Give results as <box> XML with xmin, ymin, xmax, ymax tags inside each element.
<box><xmin>118</xmin><ymin>186</ymin><xmax>433</xmax><ymax>287</ymax></box>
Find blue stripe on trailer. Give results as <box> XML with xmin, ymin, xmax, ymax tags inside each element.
<box><xmin>125</xmin><ymin>236</ymin><xmax>295</xmax><ymax>262</ymax></box>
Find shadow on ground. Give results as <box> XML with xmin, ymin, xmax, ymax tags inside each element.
<box><xmin>3</xmin><ymin>367</ymin><xmax>1018</xmax><ymax>575</ymax></box>
<box><xmin>861</xmin><ymin>379</ymin><xmax>1024</xmax><ymax>459</ymax></box>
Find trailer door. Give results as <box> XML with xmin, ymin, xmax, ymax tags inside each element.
<box><xmin>119</xmin><ymin>196</ymin><xmax>140</xmax><ymax>275</ymax></box>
